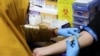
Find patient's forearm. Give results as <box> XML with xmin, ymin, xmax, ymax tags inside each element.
<box><xmin>33</xmin><ymin>31</ymin><xmax>94</xmax><ymax>56</ymax></box>
<box><xmin>44</xmin><ymin>31</ymin><xmax>94</xmax><ymax>55</ymax></box>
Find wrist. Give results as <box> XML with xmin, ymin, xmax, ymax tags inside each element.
<box><xmin>48</xmin><ymin>28</ymin><xmax>58</xmax><ymax>38</ymax></box>
<box><xmin>54</xmin><ymin>28</ymin><xmax>58</xmax><ymax>36</ymax></box>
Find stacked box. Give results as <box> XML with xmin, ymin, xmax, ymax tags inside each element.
<box><xmin>73</xmin><ymin>0</ymin><xmax>98</xmax><ymax>27</ymax></box>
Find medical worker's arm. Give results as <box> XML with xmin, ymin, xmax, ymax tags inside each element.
<box><xmin>33</xmin><ymin>30</ymin><xmax>94</xmax><ymax>56</ymax></box>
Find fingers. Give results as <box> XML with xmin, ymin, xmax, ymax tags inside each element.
<box><xmin>66</xmin><ymin>40</ymin><xmax>71</xmax><ymax>49</ymax></box>
<box><xmin>57</xmin><ymin>28</ymin><xmax>63</xmax><ymax>35</ymax></box>
<box><xmin>32</xmin><ymin>53</ymin><xmax>36</xmax><ymax>56</ymax></box>
<box><xmin>73</xmin><ymin>28</ymin><xmax>80</xmax><ymax>32</ymax></box>
<box><xmin>32</xmin><ymin>48</ymin><xmax>41</xmax><ymax>56</ymax></box>
<box><xmin>66</xmin><ymin>33</ymin><xmax>72</xmax><ymax>37</ymax></box>
<box><xmin>69</xmin><ymin>28</ymin><xmax>80</xmax><ymax>35</ymax></box>
<box><xmin>73</xmin><ymin>36</ymin><xmax>79</xmax><ymax>47</ymax></box>
<box><xmin>57</xmin><ymin>28</ymin><xmax>80</xmax><ymax>37</ymax></box>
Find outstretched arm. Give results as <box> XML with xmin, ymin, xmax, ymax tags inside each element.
<box><xmin>33</xmin><ymin>30</ymin><xmax>93</xmax><ymax>56</ymax></box>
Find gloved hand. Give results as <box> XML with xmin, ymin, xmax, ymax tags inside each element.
<box><xmin>66</xmin><ymin>35</ymin><xmax>80</xmax><ymax>56</ymax></box>
<box><xmin>57</xmin><ymin>28</ymin><xmax>80</xmax><ymax>37</ymax></box>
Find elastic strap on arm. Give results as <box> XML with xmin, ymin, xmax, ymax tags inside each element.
<box><xmin>79</xmin><ymin>25</ymin><xmax>98</xmax><ymax>42</ymax></box>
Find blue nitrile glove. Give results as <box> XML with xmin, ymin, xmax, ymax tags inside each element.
<box><xmin>57</xmin><ymin>28</ymin><xmax>80</xmax><ymax>37</ymax></box>
<box><xmin>66</xmin><ymin>35</ymin><xmax>80</xmax><ymax>56</ymax></box>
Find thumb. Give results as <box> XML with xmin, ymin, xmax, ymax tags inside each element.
<box><xmin>66</xmin><ymin>40</ymin><xmax>71</xmax><ymax>49</ymax></box>
<box><xmin>69</xmin><ymin>29</ymin><xmax>79</xmax><ymax>35</ymax></box>
<box><xmin>73</xmin><ymin>28</ymin><xmax>80</xmax><ymax>32</ymax></box>
<box><xmin>75</xmin><ymin>34</ymin><xmax>80</xmax><ymax>39</ymax></box>
<box><xmin>73</xmin><ymin>36</ymin><xmax>79</xmax><ymax>47</ymax></box>
<box><xmin>57</xmin><ymin>28</ymin><xmax>63</xmax><ymax>35</ymax></box>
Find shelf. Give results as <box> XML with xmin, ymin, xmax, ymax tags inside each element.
<box><xmin>29</xmin><ymin>6</ymin><xmax>58</xmax><ymax>15</ymax></box>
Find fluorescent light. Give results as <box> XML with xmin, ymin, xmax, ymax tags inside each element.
<box><xmin>75</xmin><ymin>0</ymin><xmax>93</xmax><ymax>3</ymax></box>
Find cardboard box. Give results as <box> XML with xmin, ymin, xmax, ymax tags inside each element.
<box><xmin>45</xmin><ymin>0</ymin><xmax>57</xmax><ymax>9</ymax></box>
<box><xmin>21</xmin><ymin>24</ymin><xmax>57</xmax><ymax>42</ymax></box>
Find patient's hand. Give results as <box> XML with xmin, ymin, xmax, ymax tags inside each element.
<box><xmin>33</xmin><ymin>48</ymin><xmax>45</xmax><ymax>56</ymax></box>
<box><xmin>32</xmin><ymin>47</ymin><xmax>51</xmax><ymax>56</ymax></box>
